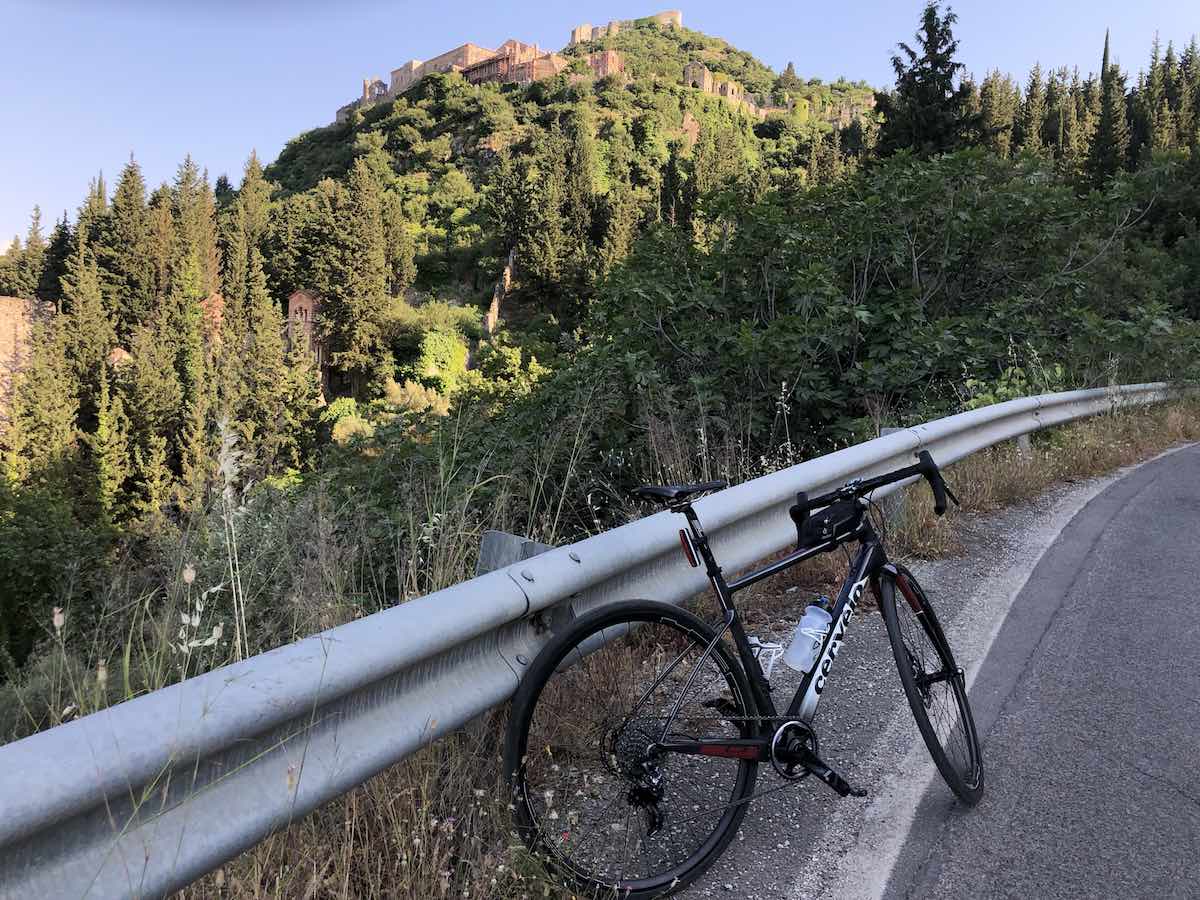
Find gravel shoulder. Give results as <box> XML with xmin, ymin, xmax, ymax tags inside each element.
<box><xmin>680</xmin><ymin>456</ymin><xmax>1161</xmax><ymax>900</ymax></box>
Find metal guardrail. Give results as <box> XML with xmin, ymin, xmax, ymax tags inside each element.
<box><xmin>0</xmin><ymin>384</ymin><xmax>1174</xmax><ymax>898</ymax></box>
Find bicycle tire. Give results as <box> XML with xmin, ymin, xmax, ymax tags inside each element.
<box><xmin>504</xmin><ymin>600</ymin><xmax>759</xmax><ymax>898</ymax></box>
<box><xmin>880</xmin><ymin>565</ymin><xmax>984</xmax><ymax>805</ymax></box>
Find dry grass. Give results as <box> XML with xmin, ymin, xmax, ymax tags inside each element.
<box><xmin>12</xmin><ymin>399</ymin><xmax>1197</xmax><ymax>900</ymax></box>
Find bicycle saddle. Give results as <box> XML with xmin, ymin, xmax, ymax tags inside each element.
<box><xmin>630</xmin><ymin>480</ymin><xmax>728</xmax><ymax>504</ymax></box>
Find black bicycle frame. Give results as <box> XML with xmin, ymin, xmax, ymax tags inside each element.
<box><xmin>659</xmin><ymin>503</ymin><xmax>887</xmax><ymax>761</ymax></box>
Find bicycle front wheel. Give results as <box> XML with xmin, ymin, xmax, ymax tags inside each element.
<box><xmin>504</xmin><ymin>601</ymin><xmax>759</xmax><ymax>898</ymax></box>
<box><xmin>880</xmin><ymin>565</ymin><xmax>984</xmax><ymax>805</ymax></box>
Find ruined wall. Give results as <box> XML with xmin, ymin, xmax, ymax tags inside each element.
<box><xmin>0</xmin><ymin>295</ymin><xmax>47</xmax><ymax>422</ymax></box>
<box><xmin>287</xmin><ymin>290</ymin><xmax>327</xmax><ymax>374</ymax></box>
<box><xmin>483</xmin><ymin>249</ymin><xmax>518</xmax><ymax>337</ymax></box>
<box><xmin>569</xmin><ymin>9</ymin><xmax>681</xmax><ymax>45</ymax></box>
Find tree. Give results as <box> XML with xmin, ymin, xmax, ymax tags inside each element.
<box><xmin>979</xmin><ymin>70</ymin><xmax>1019</xmax><ymax>157</ymax></box>
<box><xmin>1087</xmin><ymin>32</ymin><xmax>1131</xmax><ymax>186</ymax></box>
<box><xmin>61</xmin><ymin>240</ymin><xmax>116</xmax><ymax>425</ymax></box>
<box><xmin>15</xmin><ymin>207</ymin><xmax>47</xmax><ymax>301</ymax></box>
<box><xmin>600</xmin><ymin>124</ymin><xmax>640</xmax><ymax>272</ymax></box>
<box><xmin>83</xmin><ymin>365</ymin><xmax>131</xmax><ymax>524</ymax></box>
<box><xmin>239</xmin><ymin>248</ymin><xmax>290</xmax><ymax>471</ymax></box>
<box><xmin>102</xmin><ymin>156</ymin><xmax>154</xmax><ymax>338</ymax></box>
<box><xmin>172</xmin><ymin>156</ymin><xmax>221</xmax><ymax>296</ymax></box>
<box><xmin>876</xmin><ymin>2</ymin><xmax>978</xmax><ymax>156</ymax></box>
<box><xmin>322</xmin><ymin>160</ymin><xmax>390</xmax><ymax>396</ymax></box>
<box><xmin>3</xmin><ymin>318</ymin><xmax>79</xmax><ymax>487</ymax></box>
<box><xmin>37</xmin><ymin>213</ymin><xmax>71</xmax><ymax>305</ymax></box>
<box><xmin>1016</xmin><ymin>64</ymin><xmax>1047</xmax><ymax>155</ymax></box>
<box><xmin>776</xmin><ymin>61</ymin><xmax>804</xmax><ymax>93</ymax></box>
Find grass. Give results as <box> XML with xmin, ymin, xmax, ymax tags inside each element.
<box><xmin>3</xmin><ymin>397</ymin><xmax>1196</xmax><ymax>899</ymax></box>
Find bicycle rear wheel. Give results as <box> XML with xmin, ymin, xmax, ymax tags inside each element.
<box><xmin>880</xmin><ymin>565</ymin><xmax>984</xmax><ymax>805</ymax></box>
<box><xmin>504</xmin><ymin>601</ymin><xmax>759</xmax><ymax>898</ymax></box>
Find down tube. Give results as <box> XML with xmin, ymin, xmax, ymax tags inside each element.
<box><xmin>787</xmin><ymin>540</ymin><xmax>883</xmax><ymax>723</ymax></box>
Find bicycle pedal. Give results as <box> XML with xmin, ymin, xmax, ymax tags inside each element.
<box><xmin>796</xmin><ymin>746</ymin><xmax>867</xmax><ymax>798</ymax></box>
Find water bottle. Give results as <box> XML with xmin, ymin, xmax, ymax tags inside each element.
<box><xmin>783</xmin><ymin>598</ymin><xmax>833</xmax><ymax>674</ymax></box>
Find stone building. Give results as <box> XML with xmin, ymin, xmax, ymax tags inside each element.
<box><xmin>389</xmin><ymin>42</ymin><xmax>498</xmax><ymax>94</ymax></box>
<box><xmin>588</xmin><ymin>49</ymin><xmax>625</xmax><ymax>78</ymax></box>
<box><xmin>287</xmin><ymin>290</ymin><xmax>327</xmax><ymax>375</ymax></box>
<box><xmin>460</xmin><ymin>39</ymin><xmax>535</xmax><ymax>84</ymax></box>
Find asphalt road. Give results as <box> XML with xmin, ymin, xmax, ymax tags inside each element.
<box><xmin>880</xmin><ymin>442</ymin><xmax>1200</xmax><ymax>899</ymax></box>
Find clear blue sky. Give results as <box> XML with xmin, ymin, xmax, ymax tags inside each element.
<box><xmin>1</xmin><ymin>0</ymin><xmax>1196</xmax><ymax>242</ymax></box>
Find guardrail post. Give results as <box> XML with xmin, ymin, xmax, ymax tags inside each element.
<box><xmin>476</xmin><ymin>530</ymin><xmax>553</xmax><ymax>575</ymax></box>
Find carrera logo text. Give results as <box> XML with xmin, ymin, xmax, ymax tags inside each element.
<box><xmin>813</xmin><ymin>578</ymin><xmax>867</xmax><ymax>695</ymax></box>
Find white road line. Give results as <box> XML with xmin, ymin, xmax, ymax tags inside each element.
<box><xmin>790</xmin><ymin>445</ymin><xmax>1195</xmax><ymax>900</ymax></box>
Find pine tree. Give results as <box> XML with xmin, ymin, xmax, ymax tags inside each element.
<box><xmin>14</xmin><ymin>207</ymin><xmax>47</xmax><ymax>301</ymax></box>
<box><xmin>147</xmin><ymin>185</ymin><xmax>176</xmax><ymax>301</ymax></box>
<box><xmin>876</xmin><ymin>2</ymin><xmax>978</xmax><ymax>156</ymax></box>
<box><xmin>61</xmin><ymin>240</ymin><xmax>116</xmax><ymax>425</ymax></box>
<box><xmin>37</xmin><ymin>213</ymin><xmax>71</xmax><ymax>305</ymax></box>
<box><xmin>979</xmin><ymin>70</ymin><xmax>1019</xmax><ymax>157</ymax></box>
<box><xmin>1016</xmin><ymin>63</ymin><xmax>1047</xmax><ymax>155</ymax></box>
<box><xmin>121</xmin><ymin>318</ymin><xmax>183</xmax><ymax>481</ymax></box>
<box><xmin>74</xmin><ymin>174</ymin><xmax>109</xmax><ymax>253</ymax></box>
<box><xmin>172</xmin><ymin>157</ymin><xmax>221</xmax><ymax>296</ymax></box>
<box><xmin>3</xmin><ymin>317</ymin><xmax>79</xmax><ymax>487</ymax></box>
<box><xmin>84</xmin><ymin>365</ymin><xmax>131</xmax><ymax>524</ymax></box>
<box><xmin>102</xmin><ymin>156</ymin><xmax>154</xmax><ymax>339</ymax></box>
<box><xmin>0</xmin><ymin>238</ymin><xmax>19</xmax><ymax>297</ymax></box>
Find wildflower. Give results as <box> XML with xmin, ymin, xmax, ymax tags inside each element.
<box><xmin>52</xmin><ymin>607</ymin><xmax>65</xmax><ymax>635</ymax></box>
<box><xmin>182</xmin><ymin>564</ymin><xmax>196</xmax><ymax>586</ymax></box>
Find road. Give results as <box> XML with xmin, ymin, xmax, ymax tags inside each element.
<box><xmin>878</xmin><ymin>442</ymin><xmax>1200</xmax><ymax>899</ymax></box>
<box><xmin>683</xmin><ymin>442</ymin><xmax>1200</xmax><ymax>899</ymax></box>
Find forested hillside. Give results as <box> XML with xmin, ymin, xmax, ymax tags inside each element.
<box><xmin>0</xmin><ymin>3</ymin><xmax>1198</xmax><ymax>739</ymax></box>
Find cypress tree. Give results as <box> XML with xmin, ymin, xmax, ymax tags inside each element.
<box><xmin>382</xmin><ymin>192</ymin><xmax>417</xmax><ymax>295</ymax></box>
<box><xmin>1087</xmin><ymin>44</ymin><xmax>1131</xmax><ymax>185</ymax></box>
<box><xmin>240</xmin><ymin>248</ymin><xmax>289</xmax><ymax>470</ymax></box>
<box><xmin>600</xmin><ymin>124</ymin><xmax>639</xmax><ymax>273</ymax></box>
<box><xmin>323</xmin><ymin>161</ymin><xmax>390</xmax><ymax>396</ymax></box>
<box><xmin>278</xmin><ymin>330</ymin><xmax>322</xmax><ymax>472</ymax></box>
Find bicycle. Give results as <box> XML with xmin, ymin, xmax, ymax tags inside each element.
<box><xmin>503</xmin><ymin>451</ymin><xmax>983</xmax><ymax>898</ymax></box>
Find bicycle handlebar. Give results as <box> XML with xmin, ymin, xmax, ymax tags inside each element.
<box><xmin>797</xmin><ymin>450</ymin><xmax>960</xmax><ymax>519</ymax></box>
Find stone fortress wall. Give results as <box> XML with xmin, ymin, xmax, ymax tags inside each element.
<box><xmin>568</xmin><ymin>9</ymin><xmax>682</xmax><ymax>45</ymax></box>
<box><xmin>682</xmin><ymin>60</ymin><xmax>875</xmax><ymax>125</ymax></box>
<box><xmin>334</xmin><ymin>10</ymin><xmax>684</xmax><ymax>123</ymax></box>
<box><xmin>0</xmin><ymin>295</ymin><xmax>49</xmax><ymax>422</ymax></box>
